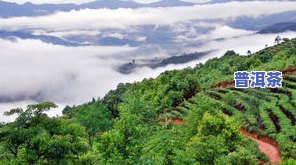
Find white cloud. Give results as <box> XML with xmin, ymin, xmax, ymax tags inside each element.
<box><xmin>0</xmin><ymin>37</ymin><xmax>170</xmax><ymax>122</ymax></box>
<box><xmin>199</xmin><ymin>25</ymin><xmax>255</xmax><ymax>40</ymax></box>
<box><xmin>2</xmin><ymin>31</ymin><xmax>296</xmax><ymax>123</ymax></box>
<box><xmin>1</xmin><ymin>1</ymin><xmax>296</xmax><ymax>32</ymax></box>
<box><xmin>1</xmin><ymin>0</ymin><xmax>296</xmax><ymax>122</ymax></box>
<box><xmin>0</xmin><ymin>38</ymin><xmax>136</xmax><ymax>103</ymax></box>
<box><xmin>191</xmin><ymin>31</ymin><xmax>296</xmax><ymax>57</ymax></box>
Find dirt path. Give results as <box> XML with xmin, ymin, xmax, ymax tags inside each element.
<box><xmin>241</xmin><ymin>130</ymin><xmax>281</xmax><ymax>165</ymax></box>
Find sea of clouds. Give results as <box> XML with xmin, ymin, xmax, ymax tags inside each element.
<box><xmin>1</xmin><ymin>1</ymin><xmax>296</xmax><ymax>122</ymax></box>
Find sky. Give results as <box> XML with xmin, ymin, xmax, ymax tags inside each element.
<box><xmin>1</xmin><ymin>0</ymin><xmax>296</xmax><ymax>122</ymax></box>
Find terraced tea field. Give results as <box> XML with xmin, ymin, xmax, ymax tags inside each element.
<box><xmin>173</xmin><ymin>70</ymin><xmax>296</xmax><ymax>160</ymax></box>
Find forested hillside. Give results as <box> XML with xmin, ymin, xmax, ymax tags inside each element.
<box><xmin>1</xmin><ymin>38</ymin><xmax>296</xmax><ymax>164</ymax></box>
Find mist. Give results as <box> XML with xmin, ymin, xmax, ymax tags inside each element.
<box><xmin>1</xmin><ymin>0</ymin><xmax>296</xmax><ymax>122</ymax></box>
<box><xmin>1</xmin><ymin>1</ymin><xmax>296</xmax><ymax>32</ymax></box>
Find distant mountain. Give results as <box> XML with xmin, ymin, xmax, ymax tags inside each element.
<box><xmin>0</xmin><ymin>24</ymin><xmax>190</xmax><ymax>47</ymax></box>
<box><xmin>0</xmin><ymin>1</ymin><xmax>77</xmax><ymax>17</ymax></box>
<box><xmin>151</xmin><ymin>51</ymin><xmax>211</xmax><ymax>68</ymax></box>
<box><xmin>117</xmin><ymin>51</ymin><xmax>211</xmax><ymax>74</ymax></box>
<box><xmin>0</xmin><ymin>30</ymin><xmax>81</xmax><ymax>46</ymax></box>
<box><xmin>2</xmin><ymin>0</ymin><xmax>294</xmax><ymax>18</ymax></box>
<box><xmin>206</xmin><ymin>0</ymin><xmax>229</xmax><ymax>3</ymax></box>
<box><xmin>79</xmin><ymin>0</ymin><xmax>141</xmax><ymax>9</ymax></box>
<box><xmin>258</xmin><ymin>22</ymin><xmax>296</xmax><ymax>34</ymax></box>
<box><xmin>0</xmin><ymin>0</ymin><xmax>196</xmax><ymax>18</ymax></box>
<box><xmin>148</xmin><ymin>0</ymin><xmax>194</xmax><ymax>7</ymax></box>
<box><xmin>228</xmin><ymin>11</ymin><xmax>296</xmax><ymax>31</ymax></box>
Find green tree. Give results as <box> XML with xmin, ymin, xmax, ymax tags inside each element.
<box><xmin>72</xmin><ymin>100</ymin><xmax>113</xmax><ymax>149</ymax></box>
<box><xmin>184</xmin><ymin>112</ymin><xmax>258</xmax><ymax>165</ymax></box>
<box><xmin>0</xmin><ymin>102</ymin><xmax>88</xmax><ymax>164</ymax></box>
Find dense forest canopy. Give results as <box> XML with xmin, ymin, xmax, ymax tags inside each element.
<box><xmin>1</xmin><ymin>37</ymin><xmax>296</xmax><ymax>164</ymax></box>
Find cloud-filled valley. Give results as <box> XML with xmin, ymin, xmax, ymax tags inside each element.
<box><xmin>1</xmin><ymin>0</ymin><xmax>296</xmax><ymax>122</ymax></box>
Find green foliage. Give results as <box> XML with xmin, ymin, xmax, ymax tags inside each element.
<box><xmin>281</xmin><ymin>159</ymin><xmax>296</xmax><ymax>165</ymax></box>
<box><xmin>0</xmin><ymin>102</ymin><xmax>88</xmax><ymax>164</ymax></box>
<box><xmin>103</xmin><ymin>83</ymin><xmax>131</xmax><ymax>118</ymax></box>
<box><xmin>140</xmin><ymin>128</ymin><xmax>185</xmax><ymax>165</ymax></box>
<box><xmin>70</xmin><ymin>100</ymin><xmax>113</xmax><ymax>149</ymax></box>
<box><xmin>2</xmin><ymin>38</ymin><xmax>296</xmax><ymax>164</ymax></box>
<box><xmin>98</xmin><ymin>95</ymin><xmax>154</xmax><ymax>164</ymax></box>
<box><xmin>183</xmin><ymin>112</ymin><xmax>259</xmax><ymax>165</ymax></box>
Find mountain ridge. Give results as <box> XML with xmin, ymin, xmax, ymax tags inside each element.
<box><xmin>0</xmin><ymin>0</ymin><xmax>197</xmax><ymax>17</ymax></box>
<box><xmin>258</xmin><ymin>22</ymin><xmax>296</xmax><ymax>34</ymax></box>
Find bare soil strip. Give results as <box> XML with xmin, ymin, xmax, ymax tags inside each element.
<box><xmin>241</xmin><ymin>129</ymin><xmax>281</xmax><ymax>165</ymax></box>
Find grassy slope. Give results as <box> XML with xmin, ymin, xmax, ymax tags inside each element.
<box><xmin>78</xmin><ymin>38</ymin><xmax>296</xmax><ymax>162</ymax></box>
